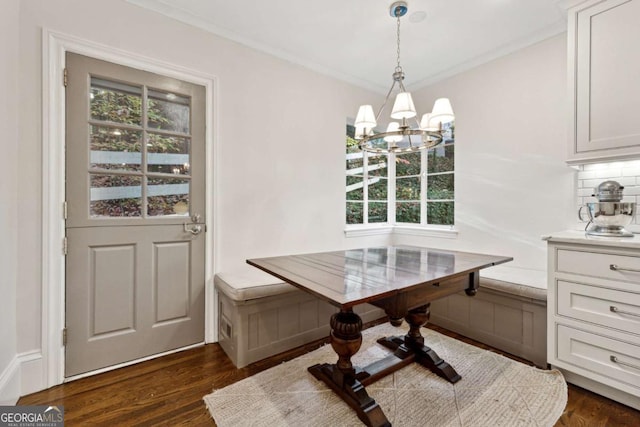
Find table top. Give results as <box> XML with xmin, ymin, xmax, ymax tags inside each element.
<box><xmin>247</xmin><ymin>245</ymin><xmax>512</xmax><ymax>308</ymax></box>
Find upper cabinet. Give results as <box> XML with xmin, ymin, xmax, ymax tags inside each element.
<box><xmin>567</xmin><ymin>0</ymin><xmax>640</xmax><ymax>165</ymax></box>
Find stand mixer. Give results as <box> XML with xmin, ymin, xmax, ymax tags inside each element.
<box><xmin>579</xmin><ymin>180</ymin><xmax>635</xmax><ymax>237</ymax></box>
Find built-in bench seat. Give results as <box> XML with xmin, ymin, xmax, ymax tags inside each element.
<box><xmin>430</xmin><ymin>277</ymin><xmax>547</xmax><ymax>367</ymax></box>
<box><xmin>215</xmin><ymin>273</ymin><xmax>385</xmax><ymax>368</ymax></box>
<box><xmin>215</xmin><ymin>273</ymin><xmax>547</xmax><ymax>368</ymax></box>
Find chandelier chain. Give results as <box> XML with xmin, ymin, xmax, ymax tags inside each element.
<box><xmin>396</xmin><ymin>16</ymin><xmax>401</xmax><ymax>71</ymax></box>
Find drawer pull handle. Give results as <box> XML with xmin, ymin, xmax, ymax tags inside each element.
<box><xmin>610</xmin><ymin>264</ymin><xmax>640</xmax><ymax>273</ymax></box>
<box><xmin>609</xmin><ymin>306</ymin><xmax>640</xmax><ymax>318</ymax></box>
<box><xmin>610</xmin><ymin>355</ymin><xmax>640</xmax><ymax>371</ymax></box>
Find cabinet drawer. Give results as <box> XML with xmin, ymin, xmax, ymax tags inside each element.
<box><xmin>557</xmin><ymin>281</ymin><xmax>640</xmax><ymax>335</ymax></box>
<box><xmin>556</xmin><ymin>249</ymin><xmax>640</xmax><ymax>282</ymax></box>
<box><xmin>557</xmin><ymin>325</ymin><xmax>640</xmax><ymax>391</ymax></box>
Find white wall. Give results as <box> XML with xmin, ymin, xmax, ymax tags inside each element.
<box><xmin>395</xmin><ymin>34</ymin><xmax>576</xmax><ymax>286</ymax></box>
<box><xmin>0</xmin><ymin>0</ymin><xmax>20</xmax><ymax>405</ymax></box>
<box><xmin>16</xmin><ymin>0</ymin><xmax>385</xmax><ymax>387</ymax></box>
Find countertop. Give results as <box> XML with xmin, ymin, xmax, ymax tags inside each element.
<box><xmin>542</xmin><ymin>230</ymin><xmax>640</xmax><ymax>250</ymax></box>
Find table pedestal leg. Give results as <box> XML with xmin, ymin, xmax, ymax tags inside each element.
<box><xmin>308</xmin><ymin>309</ymin><xmax>390</xmax><ymax>427</ymax></box>
<box><xmin>377</xmin><ymin>304</ymin><xmax>461</xmax><ymax>383</ymax></box>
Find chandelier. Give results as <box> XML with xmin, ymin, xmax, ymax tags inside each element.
<box><xmin>355</xmin><ymin>1</ymin><xmax>455</xmax><ymax>154</ymax></box>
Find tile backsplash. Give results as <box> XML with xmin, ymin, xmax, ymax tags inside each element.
<box><xmin>576</xmin><ymin>160</ymin><xmax>640</xmax><ymax>232</ymax></box>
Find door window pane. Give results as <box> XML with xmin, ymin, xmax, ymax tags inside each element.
<box><xmin>147</xmin><ymin>177</ymin><xmax>190</xmax><ymax>217</ymax></box>
<box><xmin>90</xmin><ymin>125</ymin><xmax>142</xmax><ymax>171</ymax></box>
<box><xmin>90</xmin><ymin>174</ymin><xmax>142</xmax><ymax>217</ymax></box>
<box><xmin>147</xmin><ymin>133</ymin><xmax>190</xmax><ymax>175</ymax></box>
<box><xmin>147</xmin><ymin>90</ymin><xmax>190</xmax><ymax>134</ymax></box>
<box><xmin>90</xmin><ymin>78</ymin><xmax>142</xmax><ymax>126</ymax></box>
<box><xmin>88</xmin><ymin>80</ymin><xmax>194</xmax><ymax>218</ymax></box>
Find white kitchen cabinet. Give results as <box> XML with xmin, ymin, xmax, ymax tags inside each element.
<box><xmin>545</xmin><ymin>231</ymin><xmax>640</xmax><ymax>410</ymax></box>
<box><xmin>566</xmin><ymin>0</ymin><xmax>640</xmax><ymax>164</ymax></box>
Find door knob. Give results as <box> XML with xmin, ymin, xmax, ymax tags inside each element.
<box><xmin>183</xmin><ymin>223</ymin><xmax>202</xmax><ymax>235</ymax></box>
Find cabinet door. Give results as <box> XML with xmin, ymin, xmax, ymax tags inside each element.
<box><xmin>569</xmin><ymin>0</ymin><xmax>640</xmax><ymax>162</ymax></box>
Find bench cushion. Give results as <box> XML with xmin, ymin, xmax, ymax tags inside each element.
<box><xmin>214</xmin><ymin>273</ymin><xmax>297</xmax><ymax>301</ymax></box>
<box><xmin>480</xmin><ymin>277</ymin><xmax>546</xmax><ymax>301</ymax></box>
<box><xmin>214</xmin><ymin>274</ymin><xmax>546</xmax><ymax>303</ymax></box>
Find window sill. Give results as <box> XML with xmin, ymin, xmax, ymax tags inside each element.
<box><xmin>344</xmin><ymin>224</ymin><xmax>458</xmax><ymax>239</ymax></box>
<box><xmin>393</xmin><ymin>225</ymin><xmax>458</xmax><ymax>239</ymax></box>
<box><xmin>344</xmin><ymin>224</ymin><xmax>394</xmax><ymax>237</ymax></box>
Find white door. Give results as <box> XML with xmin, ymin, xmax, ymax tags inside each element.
<box><xmin>64</xmin><ymin>53</ymin><xmax>206</xmax><ymax>377</ymax></box>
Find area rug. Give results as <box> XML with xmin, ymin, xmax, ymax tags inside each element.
<box><xmin>204</xmin><ymin>323</ymin><xmax>566</xmax><ymax>427</ymax></box>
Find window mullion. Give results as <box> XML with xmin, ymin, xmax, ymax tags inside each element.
<box><xmin>388</xmin><ymin>152</ymin><xmax>396</xmax><ymax>225</ymax></box>
<box><xmin>363</xmin><ymin>152</ymin><xmax>369</xmax><ymax>224</ymax></box>
<box><xmin>420</xmin><ymin>149</ymin><xmax>427</xmax><ymax>225</ymax></box>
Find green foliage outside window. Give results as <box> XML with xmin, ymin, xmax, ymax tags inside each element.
<box><xmin>396</xmin><ymin>202</ymin><xmax>420</xmax><ymax>223</ymax></box>
<box><xmin>427</xmin><ymin>202</ymin><xmax>454</xmax><ymax>225</ymax></box>
<box><xmin>368</xmin><ymin>202</ymin><xmax>388</xmax><ymax>223</ymax></box>
<box><xmin>346</xmin><ymin>202</ymin><xmax>364</xmax><ymax>224</ymax></box>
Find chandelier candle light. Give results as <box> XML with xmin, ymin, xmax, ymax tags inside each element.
<box><xmin>355</xmin><ymin>1</ymin><xmax>455</xmax><ymax>154</ymax></box>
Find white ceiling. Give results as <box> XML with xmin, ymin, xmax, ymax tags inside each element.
<box><xmin>127</xmin><ymin>0</ymin><xmax>567</xmax><ymax>93</ymax></box>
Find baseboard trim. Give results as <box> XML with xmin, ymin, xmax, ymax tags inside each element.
<box><xmin>6</xmin><ymin>343</ymin><xmax>210</xmax><ymax>401</ymax></box>
<box><xmin>0</xmin><ymin>350</ymin><xmax>47</xmax><ymax>402</ymax></box>
<box><xmin>18</xmin><ymin>350</ymin><xmax>45</xmax><ymax>397</ymax></box>
<box><xmin>0</xmin><ymin>355</ymin><xmax>20</xmax><ymax>405</ymax></box>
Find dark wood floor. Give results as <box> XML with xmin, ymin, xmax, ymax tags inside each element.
<box><xmin>19</xmin><ymin>322</ymin><xmax>640</xmax><ymax>426</ymax></box>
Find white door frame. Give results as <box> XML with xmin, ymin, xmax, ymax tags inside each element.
<box><xmin>42</xmin><ymin>29</ymin><xmax>219</xmax><ymax>387</ymax></box>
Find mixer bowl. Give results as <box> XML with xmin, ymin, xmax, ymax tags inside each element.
<box><xmin>583</xmin><ymin>202</ymin><xmax>635</xmax><ymax>227</ymax></box>
<box><xmin>579</xmin><ymin>202</ymin><xmax>636</xmax><ymax>236</ymax></box>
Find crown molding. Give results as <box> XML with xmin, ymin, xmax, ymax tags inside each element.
<box><xmin>127</xmin><ymin>0</ymin><xmax>388</xmax><ymax>94</ymax></box>
<box><xmin>128</xmin><ymin>0</ymin><xmax>568</xmax><ymax>94</ymax></box>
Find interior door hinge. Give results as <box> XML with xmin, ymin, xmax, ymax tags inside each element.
<box><xmin>63</xmin><ymin>201</ymin><xmax>68</xmax><ymax>220</ymax></box>
<box><xmin>62</xmin><ymin>328</ymin><xmax>67</xmax><ymax>346</ymax></box>
<box><xmin>63</xmin><ymin>68</ymin><xmax>68</xmax><ymax>87</ymax></box>
<box><xmin>63</xmin><ymin>236</ymin><xmax>68</xmax><ymax>256</ymax></box>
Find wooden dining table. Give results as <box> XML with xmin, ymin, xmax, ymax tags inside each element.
<box><xmin>247</xmin><ymin>245</ymin><xmax>512</xmax><ymax>427</ymax></box>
